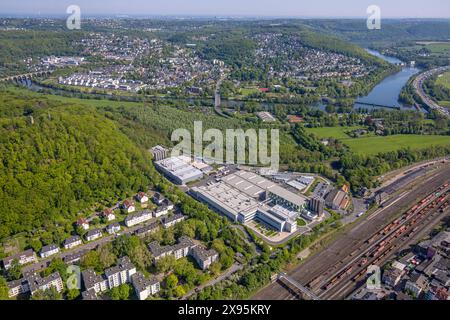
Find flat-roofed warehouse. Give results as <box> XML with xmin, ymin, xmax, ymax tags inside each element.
<box><xmin>190</xmin><ymin>170</ymin><xmax>309</xmax><ymax>233</ymax></box>
<box><xmin>155</xmin><ymin>156</ymin><xmax>203</xmax><ymax>185</ymax></box>
<box><xmin>190</xmin><ymin>182</ymin><xmax>260</xmax><ymax>222</ymax></box>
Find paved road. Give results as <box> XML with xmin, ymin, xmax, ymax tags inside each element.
<box><xmin>214</xmin><ymin>73</ymin><xmax>230</xmax><ymax>118</ymax></box>
<box><xmin>413</xmin><ymin>66</ymin><xmax>450</xmax><ymax>118</ymax></box>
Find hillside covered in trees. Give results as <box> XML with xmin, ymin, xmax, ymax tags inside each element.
<box><xmin>0</xmin><ymin>90</ymin><xmax>154</xmax><ymax>239</ymax></box>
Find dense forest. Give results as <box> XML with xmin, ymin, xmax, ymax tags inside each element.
<box><xmin>0</xmin><ymin>90</ymin><xmax>154</xmax><ymax>239</ymax></box>
<box><xmin>0</xmin><ymin>31</ymin><xmax>84</xmax><ymax>77</ymax></box>
<box><xmin>302</xmin><ymin>19</ymin><xmax>450</xmax><ymax>46</ymax></box>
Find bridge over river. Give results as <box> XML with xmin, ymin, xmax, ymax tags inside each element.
<box><xmin>354</xmin><ymin>101</ymin><xmax>401</xmax><ymax>110</ymax></box>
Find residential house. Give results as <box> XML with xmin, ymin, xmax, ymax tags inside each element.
<box><xmin>76</xmin><ymin>218</ymin><xmax>90</xmax><ymax>231</ymax></box>
<box><xmin>7</xmin><ymin>278</ymin><xmax>29</xmax><ymax>298</ymax></box>
<box><xmin>134</xmin><ymin>222</ymin><xmax>160</xmax><ymax>238</ymax></box>
<box><xmin>148</xmin><ymin>236</ymin><xmax>196</xmax><ymax>262</ymax></box>
<box><xmin>40</xmin><ymin>244</ymin><xmax>60</xmax><ymax>259</ymax></box>
<box><xmin>85</xmin><ymin>228</ymin><xmax>102</xmax><ymax>242</ymax></box>
<box><xmin>82</xmin><ymin>288</ymin><xmax>100</xmax><ymax>300</ymax></box>
<box><xmin>136</xmin><ymin>192</ymin><xmax>149</xmax><ymax>204</ymax></box>
<box><xmin>106</xmin><ymin>222</ymin><xmax>121</xmax><ymax>235</ymax></box>
<box><xmin>382</xmin><ymin>267</ymin><xmax>403</xmax><ymax>287</ymax></box>
<box><xmin>152</xmin><ymin>192</ymin><xmax>165</xmax><ymax>205</ymax></box>
<box><xmin>161</xmin><ymin>214</ymin><xmax>185</xmax><ymax>229</ymax></box>
<box><xmin>325</xmin><ymin>189</ymin><xmax>350</xmax><ymax>211</ymax></box>
<box><xmin>27</xmin><ymin>272</ymin><xmax>64</xmax><ymax>295</ymax></box>
<box><xmin>122</xmin><ymin>200</ymin><xmax>136</xmax><ymax>213</ymax></box>
<box><xmin>2</xmin><ymin>249</ymin><xmax>37</xmax><ymax>270</ymax></box>
<box><xmin>102</xmin><ymin>208</ymin><xmax>116</xmax><ymax>222</ymax></box>
<box><xmin>405</xmin><ymin>273</ymin><xmax>428</xmax><ymax>297</ymax></box>
<box><xmin>63</xmin><ymin>249</ymin><xmax>88</xmax><ymax>265</ymax></box>
<box><xmin>8</xmin><ymin>272</ymin><xmax>64</xmax><ymax>298</ymax></box>
<box><xmin>154</xmin><ymin>199</ymin><xmax>174</xmax><ymax>218</ymax></box>
<box><xmin>82</xmin><ymin>269</ymin><xmax>108</xmax><ymax>294</ymax></box>
<box><xmin>63</xmin><ymin>235</ymin><xmax>82</xmax><ymax>250</ymax></box>
<box><xmin>81</xmin><ymin>257</ymin><xmax>137</xmax><ymax>299</ymax></box>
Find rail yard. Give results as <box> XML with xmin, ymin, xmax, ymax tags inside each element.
<box><xmin>253</xmin><ymin>163</ymin><xmax>450</xmax><ymax>300</ymax></box>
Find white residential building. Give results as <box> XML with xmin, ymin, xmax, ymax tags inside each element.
<box><xmin>161</xmin><ymin>213</ymin><xmax>185</xmax><ymax>229</ymax></box>
<box><xmin>124</xmin><ymin>210</ymin><xmax>153</xmax><ymax>227</ymax></box>
<box><xmin>2</xmin><ymin>249</ymin><xmax>37</xmax><ymax>270</ymax></box>
<box><xmin>85</xmin><ymin>229</ymin><xmax>102</xmax><ymax>242</ymax></box>
<box><xmin>40</xmin><ymin>244</ymin><xmax>60</xmax><ymax>259</ymax></box>
<box><xmin>104</xmin><ymin>257</ymin><xmax>136</xmax><ymax>289</ymax></box>
<box><xmin>122</xmin><ymin>200</ymin><xmax>136</xmax><ymax>213</ymax></box>
<box><xmin>63</xmin><ymin>236</ymin><xmax>82</xmax><ymax>250</ymax></box>
<box><xmin>148</xmin><ymin>236</ymin><xmax>196</xmax><ymax>262</ymax></box>
<box><xmin>8</xmin><ymin>272</ymin><xmax>64</xmax><ymax>298</ymax></box>
<box><xmin>102</xmin><ymin>208</ymin><xmax>116</xmax><ymax>222</ymax></box>
<box><xmin>136</xmin><ymin>192</ymin><xmax>149</xmax><ymax>204</ymax></box>
<box><xmin>154</xmin><ymin>199</ymin><xmax>174</xmax><ymax>218</ymax></box>
<box><xmin>106</xmin><ymin>222</ymin><xmax>121</xmax><ymax>235</ymax></box>
<box><xmin>131</xmin><ymin>272</ymin><xmax>160</xmax><ymax>300</ymax></box>
<box><xmin>190</xmin><ymin>246</ymin><xmax>219</xmax><ymax>270</ymax></box>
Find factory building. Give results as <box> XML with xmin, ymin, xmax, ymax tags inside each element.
<box><xmin>309</xmin><ymin>197</ymin><xmax>325</xmax><ymax>216</ymax></box>
<box><xmin>150</xmin><ymin>145</ymin><xmax>170</xmax><ymax>161</ymax></box>
<box><xmin>191</xmin><ymin>170</ymin><xmax>308</xmax><ymax>233</ymax></box>
<box><xmin>155</xmin><ymin>156</ymin><xmax>204</xmax><ymax>185</ymax></box>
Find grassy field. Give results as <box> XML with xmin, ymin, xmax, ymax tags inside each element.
<box><xmin>307</xmin><ymin>125</ymin><xmax>450</xmax><ymax>156</ymax></box>
<box><xmin>436</xmin><ymin>71</ymin><xmax>450</xmax><ymax>90</ymax></box>
<box><xmin>239</xmin><ymin>87</ymin><xmax>260</xmax><ymax>96</ymax></box>
<box><xmin>415</xmin><ymin>42</ymin><xmax>450</xmax><ymax>55</ymax></box>
<box><xmin>343</xmin><ymin>135</ymin><xmax>450</xmax><ymax>155</ymax></box>
<box><xmin>306</xmin><ymin>126</ymin><xmax>364</xmax><ymax>140</ymax></box>
<box><xmin>439</xmin><ymin>101</ymin><xmax>450</xmax><ymax>107</ymax></box>
<box><xmin>435</xmin><ymin>71</ymin><xmax>450</xmax><ymax>108</ymax></box>
<box><xmin>426</xmin><ymin>43</ymin><xmax>450</xmax><ymax>54</ymax></box>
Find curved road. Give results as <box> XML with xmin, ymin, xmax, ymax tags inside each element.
<box><xmin>413</xmin><ymin>66</ymin><xmax>450</xmax><ymax>118</ymax></box>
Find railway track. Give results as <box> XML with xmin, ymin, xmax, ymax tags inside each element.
<box><xmin>311</xmin><ymin>184</ymin><xmax>450</xmax><ymax>299</ymax></box>
<box><xmin>324</xmin><ymin>201</ymin><xmax>449</xmax><ymax>300</ymax></box>
<box><xmin>252</xmin><ymin>166</ymin><xmax>450</xmax><ymax>300</ymax></box>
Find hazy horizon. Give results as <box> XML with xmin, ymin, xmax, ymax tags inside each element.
<box><xmin>0</xmin><ymin>0</ymin><xmax>449</xmax><ymax>19</ymax></box>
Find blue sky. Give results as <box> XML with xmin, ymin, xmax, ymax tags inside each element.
<box><xmin>0</xmin><ymin>0</ymin><xmax>449</xmax><ymax>18</ymax></box>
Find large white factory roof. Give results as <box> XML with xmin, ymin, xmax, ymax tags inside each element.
<box><xmin>155</xmin><ymin>156</ymin><xmax>203</xmax><ymax>182</ymax></box>
<box><xmin>192</xmin><ymin>182</ymin><xmax>260</xmax><ymax>217</ymax></box>
<box><xmin>267</xmin><ymin>185</ymin><xmax>308</xmax><ymax>208</ymax></box>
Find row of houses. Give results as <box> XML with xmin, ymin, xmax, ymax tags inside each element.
<box><xmin>124</xmin><ymin>199</ymin><xmax>174</xmax><ymax>227</ymax></box>
<box><xmin>81</xmin><ymin>256</ymin><xmax>160</xmax><ymax>300</ymax></box>
<box><xmin>148</xmin><ymin>236</ymin><xmax>219</xmax><ymax>270</ymax></box>
<box><xmin>2</xmin><ymin>212</ymin><xmax>181</xmax><ymax>273</ymax></box>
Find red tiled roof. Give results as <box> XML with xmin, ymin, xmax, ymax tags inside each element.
<box><xmin>287</xmin><ymin>115</ymin><xmax>304</xmax><ymax>123</ymax></box>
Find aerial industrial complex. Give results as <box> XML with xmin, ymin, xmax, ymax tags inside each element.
<box><xmin>190</xmin><ymin>170</ymin><xmax>323</xmax><ymax>236</ymax></box>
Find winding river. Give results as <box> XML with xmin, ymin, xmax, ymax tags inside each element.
<box><xmin>354</xmin><ymin>49</ymin><xmax>421</xmax><ymax>111</ymax></box>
